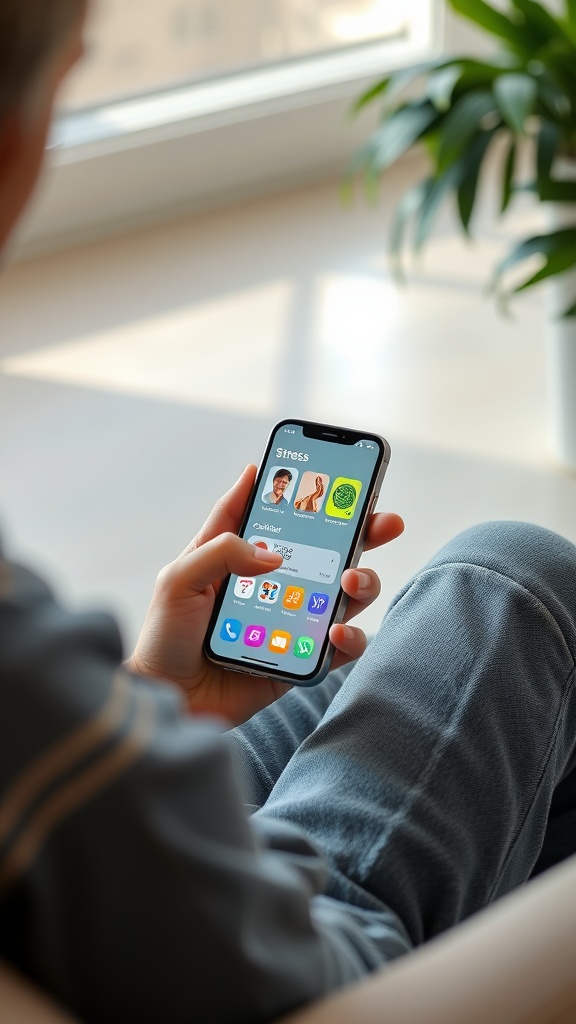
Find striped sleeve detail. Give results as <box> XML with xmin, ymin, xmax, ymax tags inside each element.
<box><xmin>0</xmin><ymin>673</ymin><xmax>155</xmax><ymax>900</ymax></box>
<box><xmin>0</xmin><ymin>672</ymin><xmax>130</xmax><ymax>849</ymax></box>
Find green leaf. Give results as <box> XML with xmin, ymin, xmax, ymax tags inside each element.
<box><xmin>437</xmin><ymin>91</ymin><xmax>498</xmax><ymax>172</ymax></box>
<box><xmin>537</xmin><ymin>120</ymin><xmax>560</xmax><ymax>184</ymax></box>
<box><xmin>567</xmin><ymin>0</ymin><xmax>576</xmax><ymax>27</ymax></box>
<box><xmin>350</xmin><ymin>60</ymin><xmax>445</xmax><ymax>117</ymax></box>
<box><xmin>380</xmin><ymin>61</ymin><xmax>447</xmax><ymax>113</ymax></box>
<box><xmin>389</xmin><ymin>182</ymin><xmax>428</xmax><ymax>273</ymax></box>
<box><xmin>493</xmin><ymin>73</ymin><xmax>537</xmax><ymax>133</ymax></box>
<box><xmin>536</xmin><ymin>39</ymin><xmax>576</xmax><ymax>95</ymax></box>
<box><xmin>510</xmin><ymin>0</ymin><xmax>569</xmax><ymax>47</ymax></box>
<box><xmin>514</xmin><ymin>246</ymin><xmax>576</xmax><ymax>291</ymax></box>
<box><xmin>427</xmin><ymin>65</ymin><xmax>463</xmax><ymax>111</ymax></box>
<box><xmin>524</xmin><ymin>119</ymin><xmax>576</xmax><ymax>203</ymax></box>
<box><xmin>501</xmin><ymin>138</ymin><xmax>516</xmax><ymax>213</ymax></box>
<box><xmin>497</xmin><ymin>228</ymin><xmax>576</xmax><ymax>270</ymax></box>
<box><xmin>457</xmin><ymin>129</ymin><xmax>497</xmax><ymax>231</ymax></box>
<box><xmin>451</xmin><ymin>56</ymin><xmax>521</xmax><ymax>98</ymax></box>
<box><xmin>414</xmin><ymin>160</ymin><xmax>467</xmax><ymax>250</ymax></box>
<box><xmin>362</xmin><ymin>103</ymin><xmax>440</xmax><ymax>175</ymax></box>
<box><xmin>493</xmin><ymin>228</ymin><xmax>576</xmax><ymax>296</ymax></box>
<box><xmin>449</xmin><ymin>0</ymin><xmax>521</xmax><ymax>40</ymax></box>
<box><xmin>448</xmin><ymin>0</ymin><xmax>540</xmax><ymax>54</ymax></box>
<box><xmin>350</xmin><ymin>77</ymin><xmax>391</xmax><ymax>116</ymax></box>
<box><xmin>511</xmin><ymin>0</ymin><xmax>576</xmax><ymax>77</ymax></box>
<box><xmin>538</xmin><ymin>178</ymin><xmax>576</xmax><ymax>201</ymax></box>
<box><xmin>458</xmin><ymin>55</ymin><xmax>521</xmax><ymax>75</ymax></box>
<box><xmin>535</xmin><ymin>73</ymin><xmax>572</xmax><ymax>123</ymax></box>
<box><xmin>535</xmin><ymin>119</ymin><xmax>576</xmax><ymax>200</ymax></box>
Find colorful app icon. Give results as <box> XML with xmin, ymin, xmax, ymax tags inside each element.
<box><xmin>258</xmin><ymin>579</ymin><xmax>281</xmax><ymax>604</ymax></box>
<box><xmin>244</xmin><ymin>625</ymin><xmax>266</xmax><ymax>647</ymax></box>
<box><xmin>220</xmin><ymin>618</ymin><xmax>242</xmax><ymax>643</ymax></box>
<box><xmin>325</xmin><ymin>477</ymin><xmax>363</xmax><ymax>520</ymax></box>
<box><xmin>269</xmin><ymin>630</ymin><xmax>292</xmax><ymax>654</ymax></box>
<box><xmin>283</xmin><ymin>586</ymin><xmax>305</xmax><ymax>610</ymax></box>
<box><xmin>294</xmin><ymin>636</ymin><xmax>315</xmax><ymax>659</ymax></box>
<box><xmin>293</xmin><ymin>471</ymin><xmax>330</xmax><ymax>514</ymax></box>
<box><xmin>308</xmin><ymin>593</ymin><xmax>329</xmax><ymax>615</ymax></box>
<box><xmin>234</xmin><ymin>576</ymin><xmax>256</xmax><ymax>599</ymax></box>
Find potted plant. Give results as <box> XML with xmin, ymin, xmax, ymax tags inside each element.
<box><xmin>349</xmin><ymin>0</ymin><xmax>576</xmax><ymax>470</ymax></box>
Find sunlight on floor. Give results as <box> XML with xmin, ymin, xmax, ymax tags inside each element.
<box><xmin>1</xmin><ymin>258</ymin><xmax>548</xmax><ymax>468</ymax></box>
<box><xmin>1</xmin><ymin>280</ymin><xmax>293</xmax><ymax>417</ymax></box>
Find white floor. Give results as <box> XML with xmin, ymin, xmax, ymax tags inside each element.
<box><xmin>1</xmin><ymin>163</ymin><xmax>574</xmax><ymax>650</ymax></box>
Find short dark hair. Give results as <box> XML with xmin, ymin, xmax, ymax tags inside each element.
<box><xmin>0</xmin><ymin>0</ymin><xmax>86</xmax><ymax>121</ymax></box>
<box><xmin>273</xmin><ymin>469</ymin><xmax>292</xmax><ymax>483</ymax></box>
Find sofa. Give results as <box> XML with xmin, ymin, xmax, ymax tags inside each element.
<box><xmin>2</xmin><ymin>853</ymin><xmax>575</xmax><ymax>1024</ymax></box>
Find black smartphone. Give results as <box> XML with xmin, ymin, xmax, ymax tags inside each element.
<box><xmin>204</xmin><ymin>419</ymin><xmax>390</xmax><ymax>686</ymax></box>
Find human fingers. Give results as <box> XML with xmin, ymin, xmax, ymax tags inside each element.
<box><xmin>329</xmin><ymin>623</ymin><xmax>367</xmax><ymax>670</ymax></box>
<box><xmin>179</xmin><ymin>465</ymin><xmax>257</xmax><ymax>558</ymax></box>
<box><xmin>162</xmin><ymin>532</ymin><xmax>282</xmax><ymax>598</ymax></box>
<box><xmin>363</xmin><ymin>512</ymin><xmax>404</xmax><ymax>552</ymax></box>
<box><xmin>339</xmin><ymin>567</ymin><xmax>381</xmax><ymax>624</ymax></box>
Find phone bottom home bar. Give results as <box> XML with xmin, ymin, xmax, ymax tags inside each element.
<box><xmin>204</xmin><ymin>419</ymin><xmax>390</xmax><ymax>686</ymax></box>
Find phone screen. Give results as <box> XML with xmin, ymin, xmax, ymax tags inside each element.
<box><xmin>206</xmin><ymin>420</ymin><xmax>387</xmax><ymax>684</ymax></box>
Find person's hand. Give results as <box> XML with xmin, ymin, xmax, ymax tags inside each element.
<box><xmin>127</xmin><ymin>465</ymin><xmax>404</xmax><ymax>727</ymax></box>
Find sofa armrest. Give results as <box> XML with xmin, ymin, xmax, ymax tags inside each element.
<box><xmin>280</xmin><ymin>854</ymin><xmax>576</xmax><ymax>1024</ymax></box>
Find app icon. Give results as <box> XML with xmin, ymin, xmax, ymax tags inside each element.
<box><xmin>220</xmin><ymin>618</ymin><xmax>242</xmax><ymax>643</ymax></box>
<box><xmin>261</xmin><ymin>466</ymin><xmax>298</xmax><ymax>506</ymax></box>
<box><xmin>283</xmin><ymin>586</ymin><xmax>305</xmax><ymax>610</ymax></box>
<box><xmin>244</xmin><ymin>625</ymin><xmax>266</xmax><ymax>647</ymax></box>
<box><xmin>269</xmin><ymin>630</ymin><xmax>292</xmax><ymax>654</ymax></box>
<box><xmin>294</xmin><ymin>636</ymin><xmax>315</xmax><ymax>659</ymax></box>
<box><xmin>308</xmin><ymin>593</ymin><xmax>329</xmax><ymax>615</ymax></box>
<box><xmin>234</xmin><ymin>576</ymin><xmax>256</xmax><ymax>599</ymax></box>
<box><xmin>258</xmin><ymin>580</ymin><xmax>281</xmax><ymax>604</ymax></box>
<box><xmin>325</xmin><ymin>477</ymin><xmax>363</xmax><ymax>520</ymax></box>
<box><xmin>293</xmin><ymin>471</ymin><xmax>330</xmax><ymax>514</ymax></box>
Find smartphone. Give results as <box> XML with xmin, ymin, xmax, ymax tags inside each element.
<box><xmin>204</xmin><ymin>419</ymin><xmax>390</xmax><ymax>686</ymax></box>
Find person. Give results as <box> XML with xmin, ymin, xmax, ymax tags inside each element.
<box><xmin>1</xmin><ymin>5</ymin><xmax>576</xmax><ymax>1024</ymax></box>
<box><xmin>263</xmin><ymin>468</ymin><xmax>293</xmax><ymax>506</ymax></box>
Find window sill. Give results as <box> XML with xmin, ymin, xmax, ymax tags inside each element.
<box><xmin>15</xmin><ymin>21</ymin><xmax>442</xmax><ymax>260</ymax></box>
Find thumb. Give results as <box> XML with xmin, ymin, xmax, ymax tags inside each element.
<box><xmin>162</xmin><ymin>533</ymin><xmax>282</xmax><ymax>598</ymax></box>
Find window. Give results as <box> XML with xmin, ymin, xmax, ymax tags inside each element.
<box><xmin>62</xmin><ymin>0</ymin><xmax>431</xmax><ymax>111</ymax></box>
<box><xmin>20</xmin><ymin>1</ymin><xmax>440</xmax><ymax>258</ymax></box>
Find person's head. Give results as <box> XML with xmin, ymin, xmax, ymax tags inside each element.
<box><xmin>272</xmin><ymin>469</ymin><xmax>292</xmax><ymax>496</ymax></box>
<box><xmin>0</xmin><ymin>0</ymin><xmax>87</xmax><ymax>251</ymax></box>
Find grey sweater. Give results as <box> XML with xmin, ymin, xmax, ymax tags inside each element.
<box><xmin>0</xmin><ymin>554</ymin><xmax>370</xmax><ymax>1024</ymax></box>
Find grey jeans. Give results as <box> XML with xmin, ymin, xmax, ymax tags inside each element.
<box><xmin>228</xmin><ymin>521</ymin><xmax>576</xmax><ymax>960</ymax></box>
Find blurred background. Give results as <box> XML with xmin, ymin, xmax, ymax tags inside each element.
<box><xmin>61</xmin><ymin>0</ymin><xmax>416</xmax><ymax>108</ymax></box>
<box><xmin>0</xmin><ymin>0</ymin><xmax>571</xmax><ymax>649</ymax></box>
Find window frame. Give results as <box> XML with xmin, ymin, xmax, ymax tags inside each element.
<box><xmin>15</xmin><ymin>0</ymin><xmax>445</xmax><ymax>259</ymax></box>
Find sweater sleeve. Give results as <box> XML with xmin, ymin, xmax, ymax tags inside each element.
<box><xmin>0</xmin><ymin>555</ymin><xmax>368</xmax><ymax>1024</ymax></box>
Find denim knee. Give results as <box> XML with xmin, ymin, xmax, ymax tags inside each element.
<box><xmin>420</xmin><ymin>521</ymin><xmax>576</xmax><ymax>664</ymax></box>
